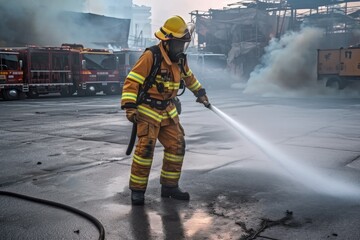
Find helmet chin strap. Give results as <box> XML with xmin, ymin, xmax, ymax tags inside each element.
<box><xmin>177</xmin><ymin>53</ymin><xmax>187</xmax><ymax>75</ymax></box>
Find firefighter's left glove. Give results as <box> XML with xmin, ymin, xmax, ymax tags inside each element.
<box><xmin>195</xmin><ymin>88</ymin><xmax>210</xmax><ymax>108</ymax></box>
<box><xmin>126</xmin><ymin>108</ymin><xmax>138</xmax><ymax>123</ymax></box>
<box><xmin>196</xmin><ymin>94</ymin><xmax>209</xmax><ymax>104</ymax></box>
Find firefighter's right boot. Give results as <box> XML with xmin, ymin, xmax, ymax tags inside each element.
<box><xmin>131</xmin><ymin>190</ymin><xmax>145</xmax><ymax>205</ymax></box>
<box><xmin>161</xmin><ymin>186</ymin><xmax>190</xmax><ymax>200</ymax></box>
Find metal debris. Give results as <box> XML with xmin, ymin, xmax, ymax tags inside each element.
<box><xmin>238</xmin><ymin>210</ymin><xmax>294</xmax><ymax>240</ymax></box>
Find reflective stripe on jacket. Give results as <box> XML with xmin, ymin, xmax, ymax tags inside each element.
<box><xmin>121</xmin><ymin>43</ymin><xmax>203</xmax><ymax>126</ymax></box>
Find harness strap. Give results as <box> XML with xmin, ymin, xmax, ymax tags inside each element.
<box><xmin>142</xmin><ymin>97</ymin><xmax>171</xmax><ymax>110</ymax></box>
<box><xmin>137</xmin><ymin>45</ymin><xmax>162</xmax><ymax>104</ymax></box>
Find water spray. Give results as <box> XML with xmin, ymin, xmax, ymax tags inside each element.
<box><xmin>204</xmin><ymin>102</ymin><xmax>360</xmax><ymax>199</ymax></box>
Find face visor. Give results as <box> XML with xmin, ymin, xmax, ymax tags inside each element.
<box><xmin>168</xmin><ymin>39</ymin><xmax>186</xmax><ymax>62</ymax></box>
<box><xmin>167</xmin><ymin>23</ymin><xmax>195</xmax><ymax>62</ymax></box>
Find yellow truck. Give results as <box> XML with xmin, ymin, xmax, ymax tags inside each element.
<box><xmin>318</xmin><ymin>46</ymin><xmax>360</xmax><ymax>89</ymax></box>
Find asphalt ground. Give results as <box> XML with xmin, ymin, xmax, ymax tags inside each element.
<box><xmin>1</xmin><ymin>89</ymin><xmax>360</xmax><ymax>240</ymax></box>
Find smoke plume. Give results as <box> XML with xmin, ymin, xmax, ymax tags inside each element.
<box><xmin>244</xmin><ymin>27</ymin><xmax>324</xmax><ymax>97</ymax></box>
<box><xmin>0</xmin><ymin>0</ymin><xmax>130</xmax><ymax>48</ymax></box>
<box><xmin>0</xmin><ymin>0</ymin><xmax>83</xmax><ymax>46</ymax></box>
<box><xmin>86</xmin><ymin>0</ymin><xmax>132</xmax><ymax>19</ymax></box>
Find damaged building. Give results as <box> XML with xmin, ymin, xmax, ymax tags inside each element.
<box><xmin>191</xmin><ymin>0</ymin><xmax>360</xmax><ymax>80</ymax></box>
<box><xmin>0</xmin><ymin>11</ymin><xmax>130</xmax><ymax>49</ymax></box>
<box><xmin>0</xmin><ymin>0</ymin><xmax>132</xmax><ymax>48</ymax></box>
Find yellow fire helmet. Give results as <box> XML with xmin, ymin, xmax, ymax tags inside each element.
<box><xmin>155</xmin><ymin>15</ymin><xmax>192</xmax><ymax>42</ymax></box>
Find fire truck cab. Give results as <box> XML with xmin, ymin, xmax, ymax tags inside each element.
<box><xmin>63</xmin><ymin>44</ymin><xmax>120</xmax><ymax>96</ymax></box>
<box><xmin>0</xmin><ymin>50</ymin><xmax>25</xmax><ymax>100</ymax></box>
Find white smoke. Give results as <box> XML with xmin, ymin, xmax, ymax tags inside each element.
<box><xmin>244</xmin><ymin>27</ymin><xmax>324</xmax><ymax>97</ymax></box>
<box><xmin>0</xmin><ymin>0</ymin><xmax>130</xmax><ymax>48</ymax></box>
<box><xmin>86</xmin><ymin>0</ymin><xmax>132</xmax><ymax>19</ymax></box>
<box><xmin>0</xmin><ymin>0</ymin><xmax>85</xmax><ymax>46</ymax></box>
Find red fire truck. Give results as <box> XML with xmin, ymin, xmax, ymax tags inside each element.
<box><xmin>0</xmin><ymin>50</ymin><xmax>26</xmax><ymax>100</ymax></box>
<box><xmin>63</xmin><ymin>44</ymin><xmax>120</xmax><ymax>96</ymax></box>
<box><xmin>17</xmin><ymin>46</ymin><xmax>76</xmax><ymax>98</ymax></box>
<box><xmin>0</xmin><ymin>44</ymin><xmax>121</xmax><ymax>100</ymax></box>
<box><xmin>114</xmin><ymin>49</ymin><xmax>142</xmax><ymax>91</ymax></box>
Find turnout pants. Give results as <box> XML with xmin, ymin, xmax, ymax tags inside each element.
<box><xmin>129</xmin><ymin>119</ymin><xmax>186</xmax><ymax>191</ymax></box>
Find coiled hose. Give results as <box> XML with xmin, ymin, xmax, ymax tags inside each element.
<box><xmin>0</xmin><ymin>190</ymin><xmax>105</xmax><ymax>240</ymax></box>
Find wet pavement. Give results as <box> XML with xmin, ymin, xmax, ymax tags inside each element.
<box><xmin>1</xmin><ymin>89</ymin><xmax>360</xmax><ymax>240</ymax></box>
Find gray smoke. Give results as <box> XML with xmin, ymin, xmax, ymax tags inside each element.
<box><xmin>86</xmin><ymin>0</ymin><xmax>132</xmax><ymax>19</ymax></box>
<box><xmin>244</xmin><ymin>27</ymin><xmax>324</xmax><ymax>97</ymax></box>
<box><xmin>0</xmin><ymin>0</ymin><xmax>130</xmax><ymax>48</ymax></box>
<box><xmin>0</xmin><ymin>0</ymin><xmax>84</xmax><ymax>46</ymax></box>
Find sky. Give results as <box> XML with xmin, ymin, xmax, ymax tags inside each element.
<box><xmin>133</xmin><ymin>0</ymin><xmax>236</xmax><ymax>31</ymax></box>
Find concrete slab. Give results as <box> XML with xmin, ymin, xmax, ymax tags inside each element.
<box><xmin>1</xmin><ymin>90</ymin><xmax>360</xmax><ymax>239</ymax></box>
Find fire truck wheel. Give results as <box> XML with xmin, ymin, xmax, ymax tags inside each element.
<box><xmin>105</xmin><ymin>84</ymin><xmax>120</xmax><ymax>95</ymax></box>
<box><xmin>326</xmin><ymin>77</ymin><xmax>346</xmax><ymax>90</ymax></box>
<box><xmin>27</xmin><ymin>89</ymin><xmax>39</xmax><ymax>99</ymax></box>
<box><xmin>3</xmin><ymin>89</ymin><xmax>19</xmax><ymax>100</ymax></box>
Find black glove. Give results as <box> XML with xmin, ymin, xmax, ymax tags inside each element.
<box><xmin>125</xmin><ymin>108</ymin><xmax>138</xmax><ymax>123</ymax></box>
<box><xmin>196</xmin><ymin>94</ymin><xmax>209</xmax><ymax>104</ymax></box>
<box><xmin>195</xmin><ymin>88</ymin><xmax>210</xmax><ymax>107</ymax></box>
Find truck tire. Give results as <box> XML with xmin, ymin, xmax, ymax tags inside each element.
<box><xmin>325</xmin><ymin>77</ymin><xmax>346</xmax><ymax>90</ymax></box>
<box><xmin>86</xmin><ymin>85</ymin><xmax>97</xmax><ymax>96</ymax></box>
<box><xmin>86</xmin><ymin>89</ymin><xmax>96</xmax><ymax>96</ymax></box>
<box><xmin>3</xmin><ymin>89</ymin><xmax>19</xmax><ymax>100</ymax></box>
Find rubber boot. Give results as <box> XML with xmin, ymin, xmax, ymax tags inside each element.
<box><xmin>131</xmin><ymin>190</ymin><xmax>145</xmax><ymax>205</ymax></box>
<box><xmin>161</xmin><ymin>186</ymin><xmax>190</xmax><ymax>200</ymax></box>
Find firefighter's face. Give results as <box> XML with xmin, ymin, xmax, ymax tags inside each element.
<box><xmin>168</xmin><ymin>39</ymin><xmax>186</xmax><ymax>62</ymax></box>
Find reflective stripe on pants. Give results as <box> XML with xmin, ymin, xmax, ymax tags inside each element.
<box><xmin>129</xmin><ymin>120</ymin><xmax>185</xmax><ymax>191</ymax></box>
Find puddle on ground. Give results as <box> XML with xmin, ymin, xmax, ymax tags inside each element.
<box><xmin>183</xmin><ymin>210</ymin><xmax>213</xmax><ymax>237</ymax></box>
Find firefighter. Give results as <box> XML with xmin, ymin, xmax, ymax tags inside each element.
<box><xmin>121</xmin><ymin>15</ymin><xmax>209</xmax><ymax>205</ymax></box>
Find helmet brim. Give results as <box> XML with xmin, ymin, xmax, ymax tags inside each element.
<box><xmin>155</xmin><ymin>26</ymin><xmax>192</xmax><ymax>42</ymax></box>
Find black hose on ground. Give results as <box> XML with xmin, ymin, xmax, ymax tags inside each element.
<box><xmin>0</xmin><ymin>190</ymin><xmax>105</xmax><ymax>240</ymax></box>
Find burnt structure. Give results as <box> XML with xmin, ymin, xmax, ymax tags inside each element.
<box><xmin>191</xmin><ymin>0</ymin><xmax>360</xmax><ymax>79</ymax></box>
<box><xmin>0</xmin><ymin>10</ymin><xmax>130</xmax><ymax>48</ymax></box>
<box><xmin>61</xmin><ymin>12</ymin><xmax>130</xmax><ymax>48</ymax></box>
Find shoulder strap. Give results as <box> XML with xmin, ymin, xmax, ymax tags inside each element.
<box><xmin>137</xmin><ymin>45</ymin><xmax>162</xmax><ymax>104</ymax></box>
<box><xmin>143</xmin><ymin>45</ymin><xmax>161</xmax><ymax>89</ymax></box>
<box><xmin>146</xmin><ymin>45</ymin><xmax>162</xmax><ymax>82</ymax></box>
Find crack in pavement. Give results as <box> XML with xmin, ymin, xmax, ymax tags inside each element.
<box><xmin>238</xmin><ymin>210</ymin><xmax>299</xmax><ymax>240</ymax></box>
<box><xmin>345</xmin><ymin>154</ymin><xmax>360</xmax><ymax>166</ymax></box>
<box><xmin>0</xmin><ymin>128</ymin><xmax>128</xmax><ymax>146</ymax></box>
<box><xmin>202</xmin><ymin>158</ymin><xmax>252</xmax><ymax>174</ymax></box>
<box><xmin>0</xmin><ymin>158</ymin><xmax>130</xmax><ymax>188</ymax></box>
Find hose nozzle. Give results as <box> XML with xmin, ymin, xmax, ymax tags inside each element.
<box><xmin>203</xmin><ymin>101</ymin><xmax>211</xmax><ymax>108</ymax></box>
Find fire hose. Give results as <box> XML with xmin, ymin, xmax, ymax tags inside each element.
<box><xmin>0</xmin><ymin>190</ymin><xmax>105</xmax><ymax>240</ymax></box>
<box><xmin>126</xmin><ymin>123</ymin><xmax>137</xmax><ymax>155</ymax></box>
